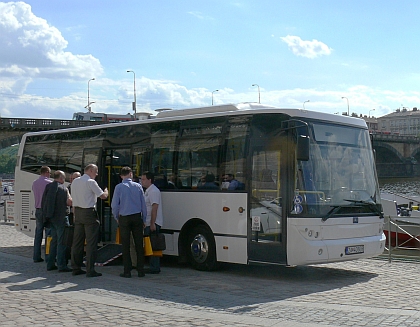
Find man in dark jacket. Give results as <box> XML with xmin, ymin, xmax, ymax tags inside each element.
<box><xmin>42</xmin><ymin>170</ymin><xmax>72</xmax><ymax>272</ymax></box>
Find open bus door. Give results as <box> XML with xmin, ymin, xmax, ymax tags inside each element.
<box><xmin>248</xmin><ymin>143</ymin><xmax>288</xmax><ymax>264</ymax></box>
<box><xmin>96</xmin><ymin>145</ymin><xmax>152</xmax><ymax>243</ymax></box>
<box><xmin>97</xmin><ymin>147</ymin><xmax>134</xmax><ymax>242</ymax></box>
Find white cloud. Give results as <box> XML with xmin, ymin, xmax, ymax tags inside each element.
<box><xmin>281</xmin><ymin>35</ymin><xmax>332</xmax><ymax>59</ymax></box>
<box><xmin>0</xmin><ymin>73</ymin><xmax>413</xmax><ymax>120</ymax></box>
<box><xmin>118</xmin><ymin>77</ymin><xmax>214</xmax><ymax>110</ymax></box>
<box><xmin>0</xmin><ymin>2</ymin><xmax>103</xmax><ymax>79</ymax></box>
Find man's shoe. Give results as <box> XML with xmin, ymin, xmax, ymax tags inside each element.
<box><xmin>72</xmin><ymin>269</ymin><xmax>86</xmax><ymax>276</ymax></box>
<box><xmin>34</xmin><ymin>258</ymin><xmax>44</xmax><ymax>263</ymax></box>
<box><xmin>47</xmin><ymin>265</ymin><xmax>58</xmax><ymax>271</ymax></box>
<box><xmin>120</xmin><ymin>272</ymin><xmax>131</xmax><ymax>278</ymax></box>
<box><xmin>144</xmin><ymin>269</ymin><xmax>160</xmax><ymax>274</ymax></box>
<box><xmin>58</xmin><ymin>267</ymin><xmax>72</xmax><ymax>273</ymax></box>
<box><xmin>138</xmin><ymin>271</ymin><xmax>145</xmax><ymax>277</ymax></box>
<box><xmin>86</xmin><ymin>271</ymin><xmax>102</xmax><ymax>278</ymax></box>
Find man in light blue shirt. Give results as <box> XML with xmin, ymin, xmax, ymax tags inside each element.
<box><xmin>111</xmin><ymin>166</ymin><xmax>147</xmax><ymax>278</ymax></box>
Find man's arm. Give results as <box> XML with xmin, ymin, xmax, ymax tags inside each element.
<box><xmin>42</xmin><ymin>184</ymin><xmax>55</xmax><ymax>218</ymax></box>
<box><xmin>150</xmin><ymin>203</ymin><xmax>158</xmax><ymax>231</ymax></box>
<box><xmin>89</xmin><ymin>180</ymin><xmax>108</xmax><ymax>200</ymax></box>
<box><xmin>99</xmin><ymin>187</ymin><xmax>108</xmax><ymax>200</ymax></box>
<box><xmin>139</xmin><ymin>188</ymin><xmax>147</xmax><ymax>221</ymax></box>
<box><xmin>66</xmin><ymin>188</ymin><xmax>72</xmax><ymax>206</ymax></box>
<box><xmin>111</xmin><ymin>186</ymin><xmax>120</xmax><ymax>222</ymax></box>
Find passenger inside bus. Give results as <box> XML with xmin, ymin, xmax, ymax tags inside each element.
<box><xmin>197</xmin><ymin>173</ymin><xmax>219</xmax><ymax>190</ymax></box>
<box><xmin>167</xmin><ymin>174</ymin><xmax>183</xmax><ymax>189</ymax></box>
<box><xmin>222</xmin><ymin>173</ymin><xmax>245</xmax><ymax>190</ymax></box>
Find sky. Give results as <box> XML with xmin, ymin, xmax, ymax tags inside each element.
<box><xmin>1</xmin><ymin>1</ymin><xmax>420</xmax><ymax>120</ymax></box>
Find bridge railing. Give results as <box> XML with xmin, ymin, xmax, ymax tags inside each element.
<box><xmin>372</xmin><ymin>133</ymin><xmax>419</xmax><ymax>142</ymax></box>
<box><xmin>0</xmin><ymin>118</ymin><xmax>101</xmax><ymax>129</ymax></box>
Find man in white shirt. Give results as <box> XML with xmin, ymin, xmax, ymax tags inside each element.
<box><xmin>70</xmin><ymin>164</ymin><xmax>108</xmax><ymax>277</ymax></box>
<box><xmin>141</xmin><ymin>171</ymin><xmax>164</xmax><ymax>274</ymax></box>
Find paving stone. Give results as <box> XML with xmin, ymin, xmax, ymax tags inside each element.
<box><xmin>1</xmin><ymin>222</ymin><xmax>420</xmax><ymax>326</ymax></box>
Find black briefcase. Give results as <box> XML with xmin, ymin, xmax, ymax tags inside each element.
<box><xmin>150</xmin><ymin>232</ymin><xmax>166</xmax><ymax>251</ymax></box>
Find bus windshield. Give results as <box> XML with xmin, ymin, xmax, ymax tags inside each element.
<box><xmin>295</xmin><ymin>121</ymin><xmax>381</xmax><ymax>218</ymax></box>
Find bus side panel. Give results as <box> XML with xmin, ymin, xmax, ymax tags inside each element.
<box><xmin>162</xmin><ymin>232</ymin><xmax>177</xmax><ymax>253</ymax></box>
<box><xmin>161</xmin><ymin>192</ymin><xmax>248</xmax><ymax>264</ymax></box>
<box><xmin>214</xmin><ymin>235</ymin><xmax>248</xmax><ymax>264</ymax></box>
<box><xmin>14</xmin><ymin>170</ymin><xmax>38</xmax><ymax>237</ymax></box>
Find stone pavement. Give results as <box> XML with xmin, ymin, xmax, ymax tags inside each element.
<box><xmin>1</xmin><ymin>222</ymin><xmax>420</xmax><ymax>327</ymax></box>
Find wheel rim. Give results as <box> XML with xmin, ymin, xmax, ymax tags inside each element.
<box><xmin>190</xmin><ymin>233</ymin><xmax>208</xmax><ymax>263</ymax></box>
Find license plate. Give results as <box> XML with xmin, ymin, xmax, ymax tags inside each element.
<box><xmin>345</xmin><ymin>245</ymin><xmax>364</xmax><ymax>255</ymax></box>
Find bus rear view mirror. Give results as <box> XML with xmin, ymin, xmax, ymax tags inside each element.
<box><xmin>297</xmin><ymin>135</ymin><xmax>309</xmax><ymax>161</ymax></box>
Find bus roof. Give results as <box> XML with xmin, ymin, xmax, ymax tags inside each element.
<box><xmin>23</xmin><ymin>103</ymin><xmax>367</xmax><ymax>139</ymax></box>
<box><xmin>155</xmin><ymin>102</ymin><xmax>367</xmax><ymax>127</ymax></box>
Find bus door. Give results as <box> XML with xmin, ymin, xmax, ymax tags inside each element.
<box><xmin>98</xmin><ymin>147</ymin><xmax>132</xmax><ymax>242</ymax></box>
<box><xmin>248</xmin><ymin>146</ymin><xmax>287</xmax><ymax>264</ymax></box>
<box><xmin>96</xmin><ymin>145</ymin><xmax>152</xmax><ymax>242</ymax></box>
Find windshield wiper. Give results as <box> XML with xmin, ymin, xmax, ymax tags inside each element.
<box><xmin>322</xmin><ymin>205</ymin><xmax>341</xmax><ymax>221</ymax></box>
<box><xmin>343</xmin><ymin>199</ymin><xmax>383</xmax><ymax>218</ymax></box>
<box><xmin>322</xmin><ymin>199</ymin><xmax>383</xmax><ymax>222</ymax></box>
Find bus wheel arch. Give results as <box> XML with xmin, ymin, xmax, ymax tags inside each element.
<box><xmin>179</xmin><ymin>218</ymin><xmax>218</xmax><ymax>271</ymax></box>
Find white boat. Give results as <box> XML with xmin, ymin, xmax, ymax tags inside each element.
<box><xmin>381</xmin><ymin>192</ymin><xmax>420</xmax><ymax>247</ymax></box>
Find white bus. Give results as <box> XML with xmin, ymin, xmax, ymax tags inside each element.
<box><xmin>14</xmin><ymin>103</ymin><xmax>385</xmax><ymax>270</ymax></box>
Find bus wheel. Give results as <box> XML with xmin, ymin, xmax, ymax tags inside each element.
<box><xmin>188</xmin><ymin>225</ymin><xmax>218</xmax><ymax>271</ymax></box>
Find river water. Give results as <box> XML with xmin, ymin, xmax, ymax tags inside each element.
<box><xmin>379</xmin><ymin>177</ymin><xmax>420</xmax><ymax>197</ymax></box>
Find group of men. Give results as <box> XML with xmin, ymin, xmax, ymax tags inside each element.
<box><xmin>32</xmin><ymin>164</ymin><xmax>163</xmax><ymax>278</ymax></box>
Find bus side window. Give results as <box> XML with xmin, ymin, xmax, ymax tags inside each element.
<box><xmin>221</xmin><ymin>122</ymin><xmax>249</xmax><ymax>191</ymax></box>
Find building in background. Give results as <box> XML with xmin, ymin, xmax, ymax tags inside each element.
<box><xmin>377</xmin><ymin>107</ymin><xmax>420</xmax><ymax>136</ymax></box>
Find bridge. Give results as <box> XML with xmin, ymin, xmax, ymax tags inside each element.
<box><xmin>0</xmin><ymin>117</ymin><xmax>104</xmax><ymax>150</ymax></box>
<box><xmin>372</xmin><ymin>133</ymin><xmax>420</xmax><ymax>177</ymax></box>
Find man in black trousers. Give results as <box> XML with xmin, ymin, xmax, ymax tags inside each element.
<box><xmin>70</xmin><ymin>164</ymin><xmax>108</xmax><ymax>277</ymax></box>
<box><xmin>111</xmin><ymin>166</ymin><xmax>147</xmax><ymax>278</ymax></box>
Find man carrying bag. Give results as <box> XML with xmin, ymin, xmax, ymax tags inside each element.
<box><xmin>141</xmin><ymin>171</ymin><xmax>164</xmax><ymax>274</ymax></box>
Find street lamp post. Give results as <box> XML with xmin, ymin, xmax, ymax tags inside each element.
<box><xmin>252</xmin><ymin>84</ymin><xmax>260</xmax><ymax>103</ymax></box>
<box><xmin>341</xmin><ymin>96</ymin><xmax>349</xmax><ymax>116</ymax></box>
<box><xmin>212</xmin><ymin>89</ymin><xmax>219</xmax><ymax>105</ymax></box>
<box><xmin>127</xmin><ymin>70</ymin><xmax>137</xmax><ymax>116</ymax></box>
<box><xmin>87</xmin><ymin>78</ymin><xmax>95</xmax><ymax>113</ymax></box>
<box><xmin>369</xmin><ymin>108</ymin><xmax>375</xmax><ymax>118</ymax></box>
<box><xmin>303</xmin><ymin>100</ymin><xmax>310</xmax><ymax>110</ymax></box>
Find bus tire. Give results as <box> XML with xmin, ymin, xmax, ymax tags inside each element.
<box><xmin>188</xmin><ymin>225</ymin><xmax>218</xmax><ymax>271</ymax></box>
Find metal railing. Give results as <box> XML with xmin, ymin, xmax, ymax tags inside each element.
<box><xmin>0</xmin><ymin>118</ymin><xmax>102</xmax><ymax>129</ymax></box>
<box><xmin>384</xmin><ymin>215</ymin><xmax>420</xmax><ymax>262</ymax></box>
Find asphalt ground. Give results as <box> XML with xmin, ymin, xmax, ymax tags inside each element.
<box><xmin>1</xmin><ymin>220</ymin><xmax>420</xmax><ymax>327</ymax></box>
